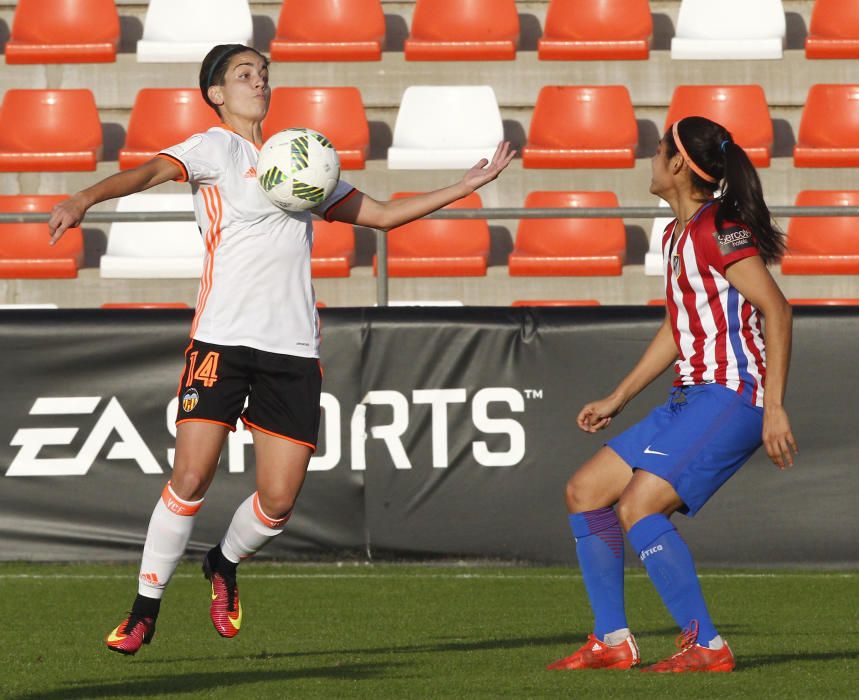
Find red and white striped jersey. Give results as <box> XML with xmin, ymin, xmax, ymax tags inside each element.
<box><xmin>158</xmin><ymin>127</ymin><xmax>355</xmax><ymax>357</ymax></box>
<box><xmin>662</xmin><ymin>201</ymin><xmax>766</xmax><ymax>406</ymax></box>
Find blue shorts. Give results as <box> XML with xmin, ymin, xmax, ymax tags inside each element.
<box><xmin>607</xmin><ymin>384</ymin><xmax>763</xmax><ymax>516</ymax></box>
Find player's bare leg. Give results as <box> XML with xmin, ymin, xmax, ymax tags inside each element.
<box><xmin>205</xmin><ymin>430</ymin><xmax>312</xmax><ymax>638</ymax></box>
<box><xmin>549</xmin><ymin>448</ymin><xmax>641</xmax><ymax>670</ymax></box>
<box><xmin>107</xmin><ymin>422</ymin><xmax>227</xmax><ymax>655</ymax></box>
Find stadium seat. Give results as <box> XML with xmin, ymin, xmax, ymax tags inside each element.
<box><xmin>538</xmin><ymin>0</ymin><xmax>652</xmax><ymax>60</ymax></box>
<box><xmin>794</xmin><ymin>85</ymin><xmax>859</xmax><ymax>168</ymax></box>
<box><xmin>375</xmin><ymin>193</ymin><xmax>489</xmax><ymax>276</ymax></box>
<box><xmin>781</xmin><ymin>191</ymin><xmax>859</xmax><ymax>275</ymax></box>
<box><xmin>404</xmin><ymin>0</ymin><xmax>519</xmax><ymax>60</ymax></box>
<box><xmin>645</xmin><ymin>198</ymin><xmax>674</xmax><ymax>276</ymax></box>
<box><xmin>665</xmin><ymin>85</ymin><xmax>773</xmax><ymax>167</ymax></box>
<box><xmin>0</xmin><ymin>90</ymin><xmax>102</xmax><ymax>172</ymax></box>
<box><xmin>270</xmin><ymin>0</ymin><xmax>385</xmax><ymax>61</ymax></box>
<box><xmin>137</xmin><ymin>0</ymin><xmax>253</xmax><ymax>63</ymax></box>
<box><xmin>511</xmin><ymin>300</ymin><xmax>601</xmax><ymax>306</ymax></box>
<box><xmin>508</xmin><ymin>192</ymin><xmax>626</xmax><ymax>276</ymax></box>
<box><xmin>100</xmin><ymin>193</ymin><xmax>204</xmax><ymax>278</ymax></box>
<box><xmin>119</xmin><ymin>89</ymin><xmax>220</xmax><ymax>170</ymax></box>
<box><xmin>671</xmin><ymin>0</ymin><xmax>786</xmax><ymax>60</ymax></box>
<box><xmin>264</xmin><ymin>88</ymin><xmax>370</xmax><ymax>170</ymax></box>
<box><xmin>311</xmin><ymin>220</ymin><xmax>355</xmax><ymax>277</ymax></box>
<box><xmin>788</xmin><ymin>298</ymin><xmax>859</xmax><ymax>306</ymax></box>
<box><xmin>522</xmin><ymin>86</ymin><xmax>637</xmax><ymax>168</ymax></box>
<box><xmin>5</xmin><ymin>0</ymin><xmax>119</xmax><ymax>64</ymax></box>
<box><xmin>388</xmin><ymin>86</ymin><xmax>503</xmax><ymax>170</ymax></box>
<box><xmin>806</xmin><ymin>0</ymin><xmax>859</xmax><ymax>59</ymax></box>
<box><xmin>0</xmin><ymin>195</ymin><xmax>84</xmax><ymax>278</ymax></box>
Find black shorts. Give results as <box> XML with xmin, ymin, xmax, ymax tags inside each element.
<box><xmin>176</xmin><ymin>339</ymin><xmax>322</xmax><ymax>450</ymax></box>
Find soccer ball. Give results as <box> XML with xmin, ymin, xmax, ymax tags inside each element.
<box><xmin>257</xmin><ymin>128</ymin><xmax>341</xmax><ymax>212</ymax></box>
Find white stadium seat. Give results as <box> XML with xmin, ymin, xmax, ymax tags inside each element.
<box><xmin>137</xmin><ymin>0</ymin><xmax>254</xmax><ymax>63</ymax></box>
<box><xmin>387</xmin><ymin>86</ymin><xmax>504</xmax><ymax>169</ymax></box>
<box><xmin>100</xmin><ymin>193</ymin><xmax>204</xmax><ymax>279</ymax></box>
<box><xmin>645</xmin><ymin>198</ymin><xmax>673</xmax><ymax>276</ymax></box>
<box><xmin>671</xmin><ymin>0</ymin><xmax>786</xmax><ymax>60</ymax></box>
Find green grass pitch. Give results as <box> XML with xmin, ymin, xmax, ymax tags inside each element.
<box><xmin>0</xmin><ymin>562</ymin><xmax>855</xmax><ymax>698</ymax></box>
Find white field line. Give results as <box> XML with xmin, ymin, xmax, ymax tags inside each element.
<box><xmin>0</xmin><ymin>571</ymin><xmax>855</xmax><ymax>581</ymax></box>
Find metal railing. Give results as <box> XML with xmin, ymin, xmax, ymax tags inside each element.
<box><xmin>3</xmin><ymin>205</ymin><xmax>858</xmax><ymax>307</ymax></box>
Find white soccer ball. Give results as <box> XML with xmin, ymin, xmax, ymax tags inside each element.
<box><xmin>257</xmin><ymin>127</ymin><xmax>341</xmax><ymax>212</ymax></box>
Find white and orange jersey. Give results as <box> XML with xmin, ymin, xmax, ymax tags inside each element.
<box><xmin>663</xmin><ymin>201</ymin><xmax>767</xmax><ymax>406</ymax></box>
<box><xmin>158</xmin><ymin>127</ymin><xmax>356</xmax><ymax>357</ymax></box>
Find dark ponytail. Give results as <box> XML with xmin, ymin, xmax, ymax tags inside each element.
<box><xmin>665</xmin><ymin>116</ymin><xmax>785</xmax><ymax>264</ymax></box>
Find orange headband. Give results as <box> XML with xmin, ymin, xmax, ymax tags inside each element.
<box><xmin>672</xmin><ymin>121</ymin><xmax>718</xmax><ymax>184</ymax></box>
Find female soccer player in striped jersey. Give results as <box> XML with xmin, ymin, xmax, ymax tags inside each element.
<box><xmin>48</xmin><ymin>44</ymin><xmax>514</xmax><ymax>656</ymax></box>
<box><xmin>548</xmin><ymin>116</ymin><xmax>797</xmax><ymax>673</ymax></box>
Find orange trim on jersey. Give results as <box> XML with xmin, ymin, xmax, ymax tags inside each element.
<box><xmin>161</xmin><ymin>481</ymin><xmax>203</xmax><ymax>516</ymax></box>
<box><xmin>239</xmin><ymin>416</ymin><xmax>316</xmax><ymax>451</ymax></box>
<box><xmin>323</xmin><ymin>187</ymin><xmax>359</xmax><ymax>222</ymax></box>
<box><xmin>252</xmin><ymin>492</ymin><xmax>292</xmax><ymax>528</ymax></box>
<box><xmin>155</xmin><ymin>153</ymin><xmax>189</xmax><ymax>183</ymax></box>
<box><xmin>176</xmin><ymin>340</ymin><xmax>195</xmax><ymax>396</ymax></box>
<box><xmin>218</xmin><ymin>123</ymin><xmax>262</xmax><ymax>150</ymax></box>
<box><xmin>176</xmin><ymin>417</ymin><xmax>237</xmax><ymax>432</ymax></box>
<box><xmin>189</xmin><ymin>186</ymin><xmax>223</xmax><ymax>339</ymax></box>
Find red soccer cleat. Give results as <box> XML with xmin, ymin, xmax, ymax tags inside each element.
<box><xmin>203</xmin><ymin>553</ymin><xmax>242</xmax><ymax>638</ymax></box>
<box><xmin>641</xmin><ymin>621</ymin><xmax>735</xmax><ymax>673</ymax></box>
<box><xmin>547</xmin><ymin>633</ymin><xmax>640</xmax><ymax>670</ymax></box>
<box><xmin>105</xmin><ymin>613</ymin><xmax>156</xmax><ymax>655</ymax></box>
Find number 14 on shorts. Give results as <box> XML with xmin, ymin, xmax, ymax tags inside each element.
<box><xmin>186</xmin><ymin>351</ymin><xmax>220</xmax><ymax>388</ymax></box>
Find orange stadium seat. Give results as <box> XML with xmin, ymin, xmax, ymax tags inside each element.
<box><xmin>270</xmin><ymin>0</ymin><xmax>385</xmax><ymax>61</ymax></box>
<box><xmin>5</xmin><ymin>0</ymin><xmax>119</xmax><ymax>64</ymax></box>
<box><xmin>0</xmin><ymin>195</ymin><xmax>84</xmax><ymax>278</ymax></box>
<box><xmin>375</xmin><ymin>193</ymin><xmax>489</xmax><ymax>276</ymax></box>
<box><xmin>311</xmin><ymin>220</ymin><xmax>355</xmax><ymax>278</ymax></box>
<box><xmin>805</xmin><ymin>0</ymin><xmax>859</xmax><ymax>59</ymax></box>
<box><xmin>119</xmin><ymin>89</ymin><xmax>220</xmax><ymax>170</ymax></box>
<box><xmin>508</xmin><ymin>191</ymin><xmax>626</xmax><ymax>276</ymax></box>
<box><xmin>794</xmin><ymin>85</ymin><xmax>859</xmax><ymax>167</ymax></box>
<box><xmin>511</xmin><ymin>300</ymin><xmax>601</xmax><ymax>306</ymax></box>
<box><xmin>789</xmin><ymin>298</ymin><xmax>859</xmax><ymax>306</ymax></box>
<box><xmin>664</xmin><ymin>85</ymin><xmax>773</xmax><ymax>167</ymax></box>
<box><xmin>538</xmin><ymin>0</ymin><xmax>652</xmax><ymax>60</ymax></box>
<box><xmin>782</xmin><ymin>190</ymin><xmax>859</xmax><ymax>274</ymax></box>
<box><xmin>0</xmin><ymin>90</ymin><xmax>102</xmax><ymax>172</ymax></box>
<box><xmin>523</xmin><ymin>86</ymin><xmax>637</xmax><ymax>168</ymax></box>
<box><xmin>404</xmin><ymin>0</ymin><xmax>519</xmax><ymax>60</ymax></box>
<box><xmin>264</xmin><ymin>88</ymin><xmax>370</xmax><ymax>170</ymax></box>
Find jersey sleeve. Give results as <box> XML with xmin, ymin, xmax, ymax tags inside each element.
<box><xmin>312</xmin><ymin>179</ymin><xmax>359</xmax><ymax>222</ymax></box>
<box><xmin>704</xmin><ymin>220</ymin><xmax>760</xmax><ymax>274</ymax></box>
<box><xmin>157</xmin><ymin>131</ymin><xmax>224</xmax><ymax>186</ymax></box>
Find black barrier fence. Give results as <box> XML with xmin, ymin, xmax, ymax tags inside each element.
<box><xmin>1</xmin><ymin>307</ymin><xmax>856</xmax><ymax>566</ymax></box>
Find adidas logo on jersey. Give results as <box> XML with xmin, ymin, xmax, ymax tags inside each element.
<box><xmin>244</xmin><ymin>167</ymin><xmax>257</xmax><ymax>179</ymax></box>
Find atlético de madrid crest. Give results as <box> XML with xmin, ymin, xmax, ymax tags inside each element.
<box><xmin>182</xmin><ymin>388</ymin><xmax>199</xmax><ymax>413</ymax></box>
<box><xmin>671</xmin><ymin>253</ymin><xmax>681</xmax><ymax>277</ymax></box>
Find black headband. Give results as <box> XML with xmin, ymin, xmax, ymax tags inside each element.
<box><xmin>205</xmin><ymin>46</ymin><xmax>243</xmax><ymax>91</ymax></box>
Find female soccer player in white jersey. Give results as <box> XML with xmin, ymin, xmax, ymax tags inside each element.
<box><xmin>48</xmin><ymin>44</ymin><xmax>514</xmax><ymax>656</ymax></box>
<box><xmin>547</xmin><ymin>116</ymin><xmax>798</xmax><ymax>673</ymax></box>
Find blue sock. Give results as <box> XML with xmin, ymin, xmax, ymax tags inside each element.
<box><xmin>627</xmin><ymin>513</ymin><xmax>719</xmax><ymax>646</ymax></box>
<box><xmin>568</xmin><ymin>507</ymin><xmax>627</xmax><ymax>640</ymax></box>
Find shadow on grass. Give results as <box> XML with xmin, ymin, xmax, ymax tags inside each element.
<box><xmin>10</xmin><ymin>662</ymin><xmax>396</xmax><ymax>700</ymax></box>
<box><xmin>738</xmin><ymin>650</ymin><xmax>859</xmax><ymax>671</ymax></box>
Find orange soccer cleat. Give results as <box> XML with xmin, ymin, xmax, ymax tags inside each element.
<box><xmin>641</xmin><ymin>621</ymin><xmax>735</xmax><ymax>673</ymax></box>
<box><xmin>203</xmin><ymin>548</ymin><xmax>242</xmax><ymax>638</ymax></box>
<box><xmin>105</xmin><ymin>613</ymin><xmax>156</xmax><ymax>655</ymax></box>
<box><xmin>547</xmin><ymin>633</ymin><xmax>640</xmax><ymax>670</ymax></box>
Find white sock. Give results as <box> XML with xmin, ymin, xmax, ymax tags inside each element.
<box><xmin>220</xmin><ymin>492</ymin><xmax>291</xmax><ymax>563</ymax></box>
<box><xmin>138</xmin><ymin>482</ymin><xmax>203</xmax><ymax>599</ymax></box>
<box><xmin>706</xmin><ymin>635</ymin><xmax>725</xmax><ymax>650</ymax></box>
<box><xmin>604</xmin><ymin>628</ymin><xmax>632</xmax><ymax>646</ymax></box>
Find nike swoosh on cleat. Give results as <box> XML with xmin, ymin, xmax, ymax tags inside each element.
<box><xmin>643</xmin><ymin>445</ymin><xmax>669</xmax><ymax>456</ymax></box>
<box><xmin>106</xmin><ymin>627</ymin><xmax>126</xmax><ymax>644</ymax></box>
<box><xmin>228</xmin><ymin>602</ymin><xmax>242</xmax><ymax>629</ymax></box>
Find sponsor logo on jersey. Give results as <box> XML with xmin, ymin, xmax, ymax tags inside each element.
<box><xmin>714</xmin><ymin>226</ymin><xmax>754</xmax><ymax>255</ymax></box>
<box><xmin>182</xmin><ymin>388</ymin><xmax>199</xmax><ymax>413</ymax></box>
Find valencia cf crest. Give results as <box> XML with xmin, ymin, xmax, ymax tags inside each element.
<box><xmin>182</xmin><ymin>388</ymin><xmax>199</xmax><ymax>413</ymax></box>
<box><xmin>672</xmin><ymin>253</ymin><xmax>681</xmax><ymax>278</ymax></box>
